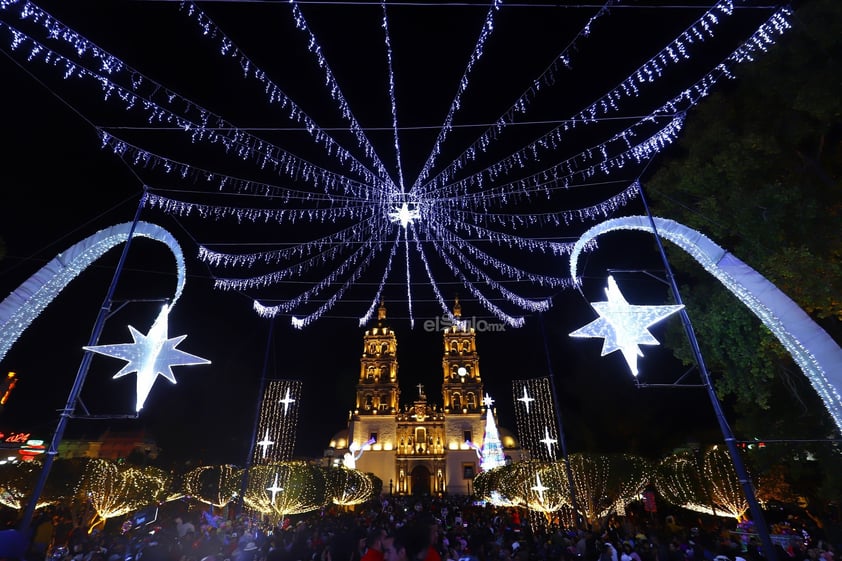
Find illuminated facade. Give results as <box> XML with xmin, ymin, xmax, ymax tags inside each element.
<box><xmin>327</xmin><ymin>300</ymin><xmax>521</xmax><ymax>495</ymax></box>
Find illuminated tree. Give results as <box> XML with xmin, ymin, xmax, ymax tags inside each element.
<box><xmin>182</xmin><ymin>464</ymin><xmax>242</xmax><ymax>508</ymax></box>
<box><xmin>78</xmin><ymin>458</ymin><xmax>168</xmax><ymax>533</ymax></box>
<box><xmin>655</xmin><ymin>447</ymin><xmax>749</xmax><ymax>521</ymax></box>
<box><xmin>567</xmin><ymin>453</ymin><xmax>652</xmax><ymax>525</ymax></box>
<box><xmin>0</xmin><ymin>461</ymin><xmax>55</xmax><ymax>510</ymax></box>
<box><xmin>242</xmin><ymin>462</ymin><xmax>328</xmax><ymax>521</ymax></box>
<box><xmin>473</xmin><ymin>464</ymin><xmax>523</xmax><ymax>508</ymax></box>
<box><xmin>324</xmin><ymin>467</ymin><xmax>376</xmax><ymax>507</ymax></box>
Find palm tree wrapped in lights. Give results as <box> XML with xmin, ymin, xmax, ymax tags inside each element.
<box><xmin>561</xmin><ymin>453</ymin><xmax>652</xmax><ymax>526</ymax></box>
<box><xmin>242</xmin><ymin>462</ymin><xmax>328</xmax><ymax>522</ymax></box>
<box><xmin>324</xmin><ymin>467</ymin><xmax>377</xmax><ymax>507</ymax></box>
<box><xmin>182</xmin><ymin>464</ymin><xmax>242</xmax><ymax>508</ymax></box>
<box><xmin>78</xmin><ymin>459</ymin><xmax>169</xmax><ymax>533</ymax></box>
<box><xmin>0</xmin><ymin>460</ymin><xmax>57</xmax><ymax>511</ymax></box>
<box><xmin>655</xmin><ymin>447</ymin><xmax>749</xmax><ymax>521</ymax></box>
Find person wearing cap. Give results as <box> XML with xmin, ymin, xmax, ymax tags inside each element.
<box><xmin>235</xmin><ymin>541</ymin><xmax>260</xmax><ymax>561</ymax></box>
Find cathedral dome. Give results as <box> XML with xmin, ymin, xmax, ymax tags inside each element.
<box><xmin>498</xmin><ymin>427</ymin><xmax>519</xmax><ymax>449</ymax></box>
<box><xmin>328</xmin><ymin>429</ymin><xmax>350</xmax><ymax>450</ymax></box>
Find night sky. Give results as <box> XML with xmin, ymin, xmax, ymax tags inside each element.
<box><xmin>0</xmin><ymin>0</ymin><xmax>783</xmax><ymax>464</ymax></box>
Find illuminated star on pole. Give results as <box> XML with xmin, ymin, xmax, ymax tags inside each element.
<box><xmin>278</xmin><ymin>387</ymin><xmax>295</xmax><ymax>413</ymax></box>
<box><xmin>84</xmin><ymin>304</ymin><xmax>210</xmax><ymax>411</ymax></box>
<box><xmin>539</xmin><ymin>426</ymin><xmax>557</xmax><ymax>455</ymax></box>
<box><xmin>267</xmin><ymin>473</ymin><xmax>283</xmax><ymax>504</ymax></box>
<box><xmin>517</xmin><ymin>387</ymin><xmax>534</xmax><ymax>413</ymax></box>
<box><xmin>569</xmin><ymin>275</ymin><xmax>684</xmax><ymax>376</ymax></box>
<box><xmin>482</xmin><ymin>394</ymin><xmax>494</xmax><ymax>408</ymax></box>
<box><xmin>531</xmin><ymin>473</ymin><xmax>548</xmax><ymax>503</ymax></box>
<box><xmin>257</xmin><ymin>429</ymin><xmax>274</xmax><ymax>459</ymax></box>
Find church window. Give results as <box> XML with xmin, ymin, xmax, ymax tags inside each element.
<box><xmin>370</xmin><ymin>432</ymin><xmax>378</xmax><ymax>443</ymax></box>
<box><xmin>466</xmin><ymin>393</ymin><xmax>477</xmax><ymax>408</ymax></box>
<box><xmin>450</xmin><ymin>341</ymin><xmax>458</xmax><ymax>353</ymax></box>
<box><xmin>452</xmin><ymin>393</ymin><xmax>462</xmax><ymax>409</ymax></box>
<box><xmin>462</xmin><ymin>341</ymin><xmax>470</xmax><ymax>352</ymax></box>
<box><xmin>463</xmin><ymin>430</ymin><xmax>472</xmax><ymax>443</ymax></box>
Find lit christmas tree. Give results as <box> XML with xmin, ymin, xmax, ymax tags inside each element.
<box><xmin>480</xmin><ymin>394</ymin><xmax>506</xmax><ymax>471</ymax></box>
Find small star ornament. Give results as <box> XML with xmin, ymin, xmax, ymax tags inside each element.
<box><xmin>84</xmin><ymin>304</ymin><xmax>210</xmax><ymax>411</ymax></box>
<box><xmin>569</xmin><ymin>275</ymin><xmax>683</xmax><ymax>376</ymax></box>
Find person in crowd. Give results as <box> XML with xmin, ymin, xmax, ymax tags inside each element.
<box><xmin>361</xmin><ymin>528</ymin><xmax>389</xmax><ymax>561</ymax></box>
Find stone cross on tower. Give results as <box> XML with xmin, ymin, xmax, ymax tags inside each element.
<box><xmin>416</xmin><ymin>383</ymin><xmax>425</xmax><ymax>399</ymax></box>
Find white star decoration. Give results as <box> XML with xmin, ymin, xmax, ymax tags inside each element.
<box><xmin>482</xmin><ymin>393</ymin><xmax>494</xmax><ymax>408</ymax></box>
<box><xmin>388</xmin><ymin>202</ymin><xmax>420</xmax><ymax>229</ymax></box>
<box><xmin>539</xmin><ymin>426</ymin><xmax>557</xmax><ymax>455</ymax></box>
<box><xmin>84</xmin><ymin>305</ymin><xmax>210</xmax><ymax>411</ymax></box>
<box><xmin>266</xmin><ymin>473</ymin><xmax>283</xmax><ymax>504</ymax></box>
<box><xmin>278</xmin><ymin>387</ymin><xmax>295</xmax><ymax>413</ymax></box>
<box><xmin>257</xmin><ymin>429</ymin><xmax>274</xmax><ymax>458</ymax></box>
<box><xmin>531</xmin><ymin>473</ymin><xmax>548</xmax><ymax>503</ymax></box>
<box><xmin>517</xmin><ymin>387</ymin><xmax>534</xmax><ymax>413</ymax></box>
<box><xmin>569</xmin><ymin>275</ymin><xmax>684</xmax><ymax>376</ymax></box>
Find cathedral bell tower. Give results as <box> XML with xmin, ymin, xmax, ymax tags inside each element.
<box><xmin>441</xmin><ymin>297</ymin><xmax>483</xmax><ymax>414</ymax></box>
<box><xmin>356</xmin><ymin>301</ymin><xmax>399</xmax><ymax>414</ymax></box>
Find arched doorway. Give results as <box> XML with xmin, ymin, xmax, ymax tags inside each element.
<box><xmin>410</xmin><ymin>465</ymin><xmax>431</xmax><ymax>496</ymax></box>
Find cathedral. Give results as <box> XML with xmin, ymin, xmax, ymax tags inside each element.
<box><xmin>325</xmin><ymin>299</ymin><xmax>521</xmax><ymax>495</ymax></box>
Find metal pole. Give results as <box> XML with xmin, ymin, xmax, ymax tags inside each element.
<box><xmin>538</xmin><ymin>312</ymin><xmax>582</xmax><ymax>528</ymax></box>
<box><xmin>638</xmin><ymin>187</ymin><xmax>777</xmax><ymax>561</ymax></box>
<box><xmin>19</xmin><ymin>190</ymin><xmax>148</xmax><ymax>535</ymax></box>
<box><xmin>238</xmin><ymin>317</ymin><xmax>276</xmax><ymax>513</ymax></box>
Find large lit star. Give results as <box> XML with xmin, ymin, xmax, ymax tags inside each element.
<box><xmin>387</xmin><ymin>202</ymin><xmax>420</xmax><ymax>229</ymax></box>
<box><xmin>539</xmin><ymin>426</ymin><xmax>557</xmax><ymax>455</ymax></box>
<box><xmin>257</xmin><ymin>429</ymin><xmax>274</xmax><ymax>458</ymax></box>
<box><xmin>278</xmin><ymin>387</ymin><xmax>295</xmax><ymax>413</ymax></box>
<box><xmin>84</xmin><ymin>304</ymin><xmax>210</xmax><ymax>411</ymax></box>
<box><xmin>517</xmin><ymin>387</ymin><xmax>534</xmax><ymax>413</ymax></box>
<box><xmin>531</xmin><ymin>473</ymin><xmax>548</xmax><ymax>503</ymax></box>
<box><xmin>569</xmin><ymin>275</ymin><xmax>683</xmax><ymax>376</ymax></box>
<box><xmin>266</xmin><ymin>473</ymin><xmax>283</xmax><ymax>504</ymax></box>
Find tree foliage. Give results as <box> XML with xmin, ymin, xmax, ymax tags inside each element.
<box><xmin>646</xmin><ymin>0</ymin><xmax>842</xmax><ymax>421</ymax></box>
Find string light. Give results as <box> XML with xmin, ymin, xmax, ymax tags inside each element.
<box><xmin>182</xmin><ymin>464</ymin><xmax>241</xmax><ymax>508</ymax></box>
<box><xmin>655</xmin><ymin>447</ymin><xmax>748</xmax><ymax>520</ymax></box>
<box><xmin>0</xmin><ymin>221</ymin><xmax>186</xmax><ymax>365</ymax></box>
<box><xmin>241</xmin><ymin>462</ymin><xmax>328</xmax><ymax>521</ymax></box>
<box><xmin>0</xmin><ymin>1</ymin><xmax>794</xmax><ymax>328</ymax></box>
<box><xmin>324</xmin><ymin>467</ymin><xmax>376</xmax><ymax>506</ymax></box>
<box><xmin>84</xmin><ymin>303</ymin><xmax>211</xmax><ymax>411</ymax></box>
<box><xmin>0</xmin><ymin>460</ymin><xmax>53</xmax><ymax>510</ymax></box>
<box><xmin>479</xmin><ymin>395</ymin><xmax>506</xmax><ymax>471</ymax></box>
<box><xmin>252</xmin><ymin>379</ymin><xmax>302</xmax><ymax>465</ymax></box>
<box><xmin>78</xmin><ymin>459</ymin><xmax>168</xmax><ymax>533</ymax></box>
<box><xmin>569</xmin><ymin>275</ymin><xmax>684</xmax><ymax>377</ymax></box>
<box><xmin>512</xmin><ymin>377</ymin><xmax>559</xmax><ymax>462</ymax></box>
<box><xmin>570</xmin><ymin>215</ymin><xmax>842</xmax><ymax>435</ymax></box>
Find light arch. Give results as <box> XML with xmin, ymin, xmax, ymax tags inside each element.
<box><xmin>570</xmin><ymin>215</ymin><xmax>842</xmax><ymax>433</ymax></box>
<box><xmin>0</xmin><ymin>221</ymin><xmax>186</xmax><ymax>364</ymax></box>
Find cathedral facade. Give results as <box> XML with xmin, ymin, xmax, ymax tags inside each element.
<box><xmin>325</xmin><ymin>300</ymin><xmax>521</xmax><ymax>495</ymax></box>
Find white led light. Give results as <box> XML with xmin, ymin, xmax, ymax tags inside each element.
<box><xmin>569</xmin><ymin>275</ymin><xmax>684</xmax><ymax>377</ymax></box>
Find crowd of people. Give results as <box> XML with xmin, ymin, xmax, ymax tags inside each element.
<box><xmin>5</xmin><ymin>494</ymin><xmax>840</xmax><ymax>561</ymax></box>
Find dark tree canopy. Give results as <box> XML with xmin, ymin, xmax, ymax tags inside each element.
<box><xmin>644</xmin><ymin>0</ymin><xmax>842</xmax><ymax>494</ymax></box>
